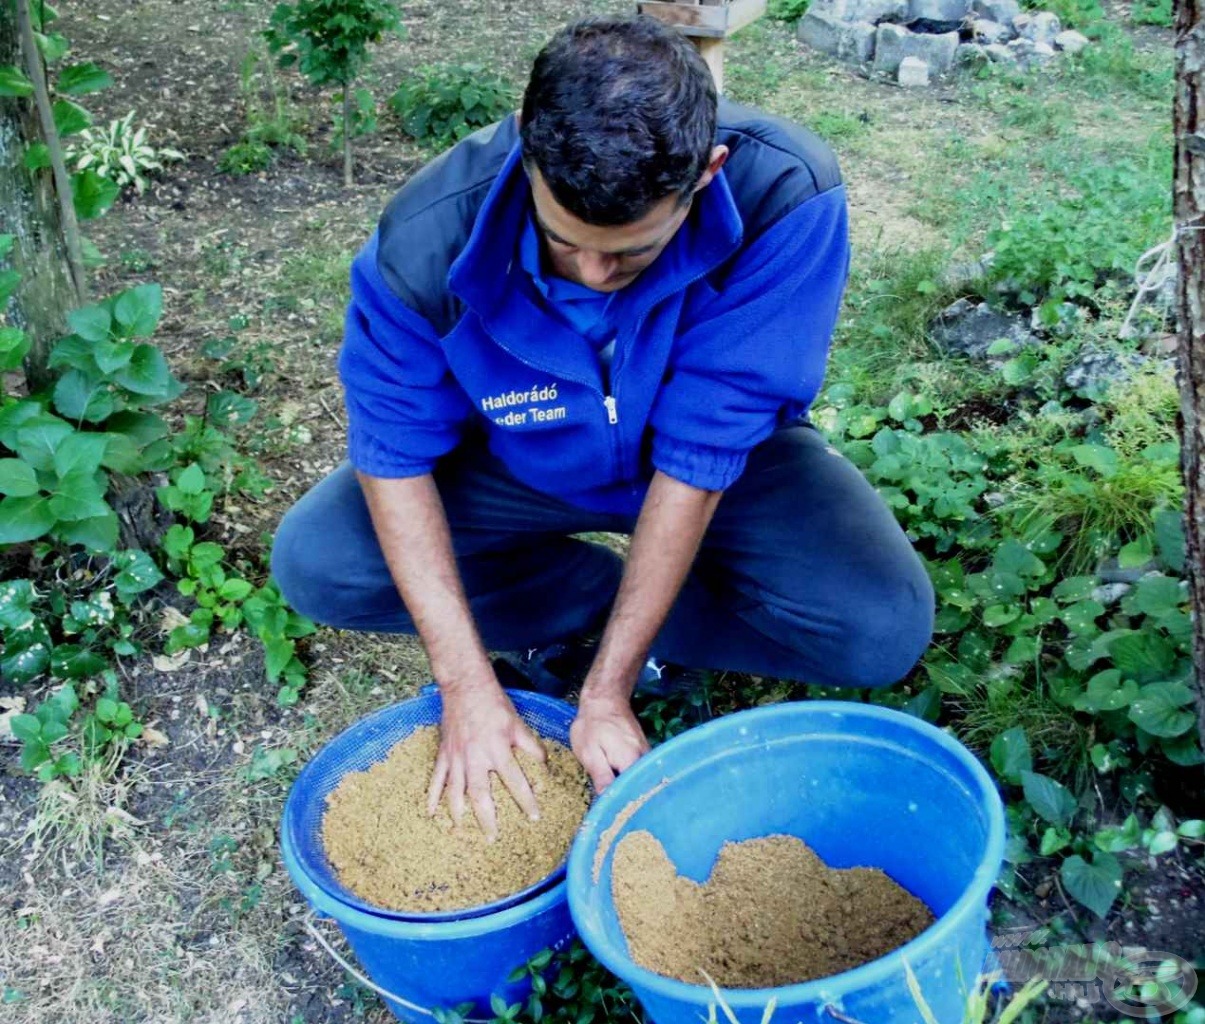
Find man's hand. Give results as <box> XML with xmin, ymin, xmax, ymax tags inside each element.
<box><xmin>427</xmin><ymin>681</ymin><xmax>546</xmax><ymax>840</ymax></box>
<box><xmin>571</xmin><ymin>691</ymin><xmax>650</xmax><ymax>793</ymax></box>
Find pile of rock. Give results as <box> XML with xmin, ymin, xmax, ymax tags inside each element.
<box><xmin>798</xmin><ymin>0</ymin><xmax>1090</xmax><ymax>85</ymax></box>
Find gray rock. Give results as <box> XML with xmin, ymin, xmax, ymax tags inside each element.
<box><xmin>1020</xmin><ymin>10</ymin><xmax>1062</xmax><ymax>43</ymax></box>
<box><xmin>873</xmin><ymin>22</ymin><xmax>961</xmax><ymax>72</ymax></box>
<box><xmin>811</xmin><ymin>0</ymin><xmax>909</xmax><ymax>20</ymax></box>
<box><xmin>942</xmin><ymin>255</ymin><xmax>993</xmax><ymax>287</ymax></box>
<box><xmin>798</xmin><ymin>11</ymin><xmax>878</xmax><ymax>61</ymax></box>
<box><xmin>899</xmin><ymin>55</ymin><xmax>931</xmax><ymax>85</ymax></box>
<box><xmin>1054</xmin><ymin>28</ymin><xmax>1089</xmax><ymax>52</ymax></box>
<box><xmin>1063</xmin><ymin>346</ymin><xmax>1148</xmax><ymax>397</ymax></box>
<box><xmin>1008</xmin><ymin>37</ymin><xmax>1056</xmax><ymax>67</ymax></box>
<box><xmin>973</xmin><ymin>18</ymin><xmax>1011</xmax><ymax>42</ymax></box>
<box><xmin>971</xmin><ymin>0</ymin><xmax>1020</xmax><ymax>22</ymax></box>
<box><xmin>1096</xmin><ymin>558</ymin><xmax>1158</xmax><ymax>586</ymax></box>
<box><xmin>984</xmin><ymin>41</ymin><xmax>1017</xmax><ymax>62</ymax></box>
<box><xmin>930</xmin><ymin>300</ymin><xmax>1039</xmax><ymax>360</ymax></box>
<box><xmin>956</xmin><ymin>42</ymin><xmax>989</xmax><ymax>63</ymax></box>
<box><xmin>1091</xmin><ymin>582</ymin><xmax>1132</xmax><ymax>607</ymax></box>
<box><xmin>906</xmin><ymin>0</ymin><xmax>970</xmax><ymax>22</ymax></box>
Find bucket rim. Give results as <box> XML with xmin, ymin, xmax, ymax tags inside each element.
<box><xmin>566</xmin><ymin>699</ymin><xmax>1006</xmax><ymax>1008</ymax></box>
<box><xmin>284</xmin><ymin>687</ymin><xmax>578</xmax><ymax>922</ymax></box>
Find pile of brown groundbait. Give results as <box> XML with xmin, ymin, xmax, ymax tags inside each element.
<box><xmin>612</xmin><ymin>831</ymin><xmax>935</xmax><ymax>988</ymax></box>
<box><xmin>322</xmin><ymin>726</ymin><xmax>590</xmax><ymax>912</ymax></box>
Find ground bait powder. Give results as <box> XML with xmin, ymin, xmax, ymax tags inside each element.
<box><xmin>612</xmin><ymin>831</ymin><xmax>935</xmax><ymax>988</ymax></box>
<box><xmin>322</xmin><ymin>726</ymin><xmax>590</xmax><ymax>912</ymax></box>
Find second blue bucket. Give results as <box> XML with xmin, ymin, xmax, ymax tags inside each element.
<box><xmin>568</xmin><ymin>701</ymin><xmax>1006</xmax><ymax>1024</ymax></box>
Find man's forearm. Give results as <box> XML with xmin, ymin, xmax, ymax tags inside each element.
<box><xmin>356</xmin><ymin>472</ymin><xmax>494</xmax><ymax>692</ymax></box>
<box><xmin>583</xmin><ymin>470</ymin><xmax>722</xmax><ymax>701</ymax></box>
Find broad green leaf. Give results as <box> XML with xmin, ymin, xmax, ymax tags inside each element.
<box><xmin>0</xmin><ymin>459</ymin><xmax>39</xmax><ymax>497</ymax></box>
<box><xmin>103</xmin><ymin>410</ymin><xmax>168</xmax><ymax>447</ymax></box>
<box><xmin>1128</xmin><ymin>682</ymin><xmax>1196</xmax><ymax>738</ymax></box>
<box><xmin>0</xmin><ymin>579</ymin><xmax>38</xmax><ymax>630</ymax></box>
<box><xmin>1021</xmin><ymin>769</ymin><xmax>1077</xmax><ymax>827</ymax></box>
<box><xmin>175</xmin><ymin>463</ymin><xmax>206</xmax><ymax>495</ymax></box>
<box><xmin>2</xmin><ymin>636</ymin><xmax>50</xmax><ymax>684</ymax></box>
<box><xmin>993</xmin><ymin>539</ymin><xmax>1046</xmax><ymax>579</ymax></box>
<box><xmin>0</xmin><ymin>65</ymin><xmax>33</xmax><ymax>98</ymax></box>
<box><xmin>1094</xmin><ymin>813</ymin><xmax>1140</xmax><ymax>852</ymax></box>
<box><xmin>98</xmin><ymin>432</ymin><xmax>145</xmax><ymax>475</ymax></box>
<box><xmin>1040</xmin><ymin>825</ymin><xmax>1071</xmax><ymax>856</ymax></box>
<box><xmin>1161</xmin><ymin>733</ymin><xmax>1204</xmax><ymax>766</ymax></box>
<box><xmin>67</xmin><ymin>303</ymin><xmax>113</xmax><ymax>342</ymax></box>
<box><xmin>52</xmin><ymin>98</ymin><xmax>92</xmax><ymax>136</ymax></box>
<box><xmin>206</xmin><ymin>390</ymin><xmax>258</xmax><ymax>427</ymax></box>
<box><xmin>113</xmin><ymin>344</ymin><xmax>177</xmax><ymax>398</ymax></box>
<box><xmin>23</xmin><ymin>141</ymin><xmax>51</xmax><ymax>170</ymax></box>
<box><xmin>982</xmin><ymin>604</ymin><xmax>1020</xmax><ymax>628</ymax></box>
<box><xmin>1147</xmin><ymin>831</ymin><xmax>1179</xmax><ymax>855</ymax></box>
<box><xmin>1003</xmin><ymin>635</ymin><xmax>1039</xmax><ymax>664</ymax></box>
<box><xmin>113</xmin><ymin>550</ymin><xmax>163</xmax><ymax>599</ymax></box>
<box><xmin>0</xmin><ymin>235</ymin><xmax>11</xmax><ymax>259</ymax></box>
<box><xmin>1073</xmin><ymin>669</ymin><xmax>1139</xmax><ymax>713</ymax></box>
<box><xmin>50</xmin><ymin>645</ymin><xmax>107</xmax><ymax>679</ymax></box>
<box><xmin>0</xmin><ymin>269</ymin><xmax>21</xmax><ymax>308</ymax></box>
<box><xmin>1061</xmin><ymin>600</ymin><xmax>1104</xmax><ymax>635</ymax></box>
<box><xmin>54</xmin><ymin>509</ymin><xmax>118</xmax><ymax>551</ymax></box>
<box><xmin>1070</xmin><ymin>443</ymin><xmax>1119</xmax><ymax>478</ymax></box>
<box><xmin>990</xmin><ymin>725</ymin><xmax>1032</xmax><ymax>784</ymax></box>
<box><xmin>1118</xmin><ymin>534</ymin><xmax>1154</xmax><ymax>570</ymax></box>
<box><xmin>9</xmin><ymin>713</ymin><xmax>42</xmax><ymax>742</ymax></box>
<box><xmin>1153</xmin><ymin>508</ymin><xmax>1186</xmax><ymax>572</ymax></box>
<box><xmin>1109</xmin><ymin>632</ymin><xmax>1177</xmax><ymax>684</ymax></box>
<box><xmin>56</xmin><ymin>62</ymin><xmax>113</xmax><ymax>95</ymax></box>
<box><xmin>1061</xmin><ymin>852</ymin><xmax>1122</xmax><ymax>918</ymax></box>
<box><xmin>264</xmin><ymin>636</ymin><xmax>295</xmax><ymax>682</ymax></box>
<box><xmin>218</xmin><ymin>578</ymin><xmax>254</xmax><ymax>602</ymax></box>
<box><xmin>34</xmin><ymin>31</ymin><xmax>69</xmax><ymax>62</ymax></box>
<box><xmin>111</xmin><ymin>284</ymin><xmax>163</xmax><ymax>337</ymax></box>
<box><xmin>53</xmin><ymin>369</ymin><xmax>114</xmax><ymax>423</ymax></box>
<box><xmin>72</xmin><ymin>169</ymin><xmax>120</xmax><ymax>220</ymax></box>
<box><xmin>1179</xmin><ymin>820</ymin><xmax>1205</xmax><ymax>839</ymax></box>
<box><xmin>52</xmin><ymin>431</ymin><xmax>108</xmax><ymax>478</ymax></box>
<box><xmin>0</xmin><ymin>327</ymin><xmax>32</xmax><ymax>372</ymax></box>
<box><xmin>13</xmin><ymin>416</ymin><xmax>73</xmax><ymax>472</ymax></box>
<box><xmin>93</xmin><ymin>340</ymin><xmax>135</xmax><ymax>374</ymax></box>
<box><xmin>1133</xmin><ymin>575</ymin><xmax>1185</xmax><ymax>617</ymax></box>
<box><xmin>48</xmin><ymin>469</ymin><xmax>110</xmax><ymax>521</ymax></box>
<box><xmin>0</xmin><ymin>495</ymin><xmax>56</xmax><ymax>543</ymax></box>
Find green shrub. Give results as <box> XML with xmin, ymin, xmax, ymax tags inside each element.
<box><xmin>389</xmin><ymin>63</ymin><xmax>516</xmax><ymax>151</ymax></box>
<box><xmin>219</xmin><ymin>139</ymin><xmax>274</xmax><ymax>175</ymax></box>
<box><xmin>767</xmin><ymin>0</ymin><xmax>811</xmax><ymax>20</ymax></box>
<box><xmin>1131</xmin><ymin>0</ymin><xmax>1172</xmax><ymax>25</ymax></box>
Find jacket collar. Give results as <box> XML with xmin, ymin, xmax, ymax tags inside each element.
<box><xmin>447</xmin><ymin>138</ymin><xmax>744</xmax><ymax>377</ymax></box>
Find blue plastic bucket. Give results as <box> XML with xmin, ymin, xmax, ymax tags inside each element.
<box><xmin>283</xmin><ymin>689</ymin><xmax>577</xmax><ymax>922</ymax></box>
<box><xmin>568</xmin><ymin>701</ymin><xmax>1006</xmax><ymax>1024</ymax></box>
<box><xmin>283</xmin><ymin>826</ymin><xmax>576</xmax><ymax>1022</ymax></box>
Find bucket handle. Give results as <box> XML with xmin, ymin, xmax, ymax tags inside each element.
<box><xmin>303</xmin><ymin>911</ymin><xmax>496</xmax><ymax>1023</ymax></box>
<box><xmin>822</xmin><ymin>1007</ymin><xmax>871</xmax><ymax>1024</ymax></box>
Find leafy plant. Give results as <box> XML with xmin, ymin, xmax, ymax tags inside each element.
<box><xmin>1130</xmin><ymin>0</ymin><xmax>1172</xmax><ymax>26</ymax></box>
<box><xmin>389</xmin><ymin>63</ymin><xmax>516</xmax><ymax>152</ymax></box>
<box><xmin>767</xmin><ymin>0</ymin><xmax>811</xmax><ymax>20</ymax></box>
<box><xmin>64</xmin><ymin>111</ymin><xmax>184</xmax><ymax>194</ymax></box>
<box><xmin>264</xmin><ymin>0</ymin><xmax>402</xmax><ymax>185</ymax></box>
<box><xmin>220</xmin><ymin>44</ymin><xmax>308</xmax><ymax>176</ymax></box>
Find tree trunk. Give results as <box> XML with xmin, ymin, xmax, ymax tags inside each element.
<box><xmin>1174</xmin><ymin>0</ymin><xmax>1205</xmax><ymax>755</ymax></box>
<box><xmin>342</xmin><ymin>82</ymin><xmax>353</xmax><ymax>188</ymax></box>
<box><xmin>0</xmin><ymin>0</ymin><xmax>78</xmax><ymax>392</ymax></box>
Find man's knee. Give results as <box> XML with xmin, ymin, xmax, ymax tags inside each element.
<box><xmin>827</xmin><ymin>566</ymin><xmax>935</xmax><ymax>688</ymax></box>
<box><xmin>270</xmin><ymin>502</ymin><xmax>326</xmax><ymax>625</ymax></box>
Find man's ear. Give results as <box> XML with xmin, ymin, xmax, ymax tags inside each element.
<box><xmin>693</xmin><ymin>145</ymin><xmax>730</xmax><ymax>193</ymax></box>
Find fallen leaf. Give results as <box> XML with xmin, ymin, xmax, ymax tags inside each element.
<box><xmin>152</xmin><ymin>650</ymin><xmax>192</xmax><ymax>673</ymax></box>
<box><xmin>0</xmin><ymin>695</ymin><xmax>27</xmax><ymax>739</ymax></box>
<box><xmin>139</xmin><ymin>726</ymin><xmax>170</xmax><ymax>749</ymax></box>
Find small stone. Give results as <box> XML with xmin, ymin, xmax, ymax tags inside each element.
<box><xmin>956</xmin><ymin>42</ymin><xmax>989</xmax><ymax>64</ymax></box>
<box><xmin>873</xmin><ymin>22</ymin><xmax>961</xmax><ymax>72</ymax></box>
<box><xmin>1091</xmin><ymin>583</ymin><xmax>1132</xmax><ymax>607</ymax></box>
<box><xmin>1008</xmin><ymin>36</ymin><xmax>1056</xmax><ymax>67</ymax></box>
<box><xmin>929</xmin><ymin>300</ymin><xmax>1039</xmax><ymax>360</ymax></box>
<box><xmin>898</xmin><ymin>55</ymin><xmax>931</xmax><ymax>85</ymax></box>
<box><xmin>973</xmin><ymin>18</ymin><xmax>1010</xmax><ymax>42</ymax></box>
<box><xmin>1054</xmin><ymin>28</ymin><xmax>1089</xmax><ymax>52</ymax></box>
<box><xmin>984</xmin><ymin>42</ymin><xmax>1017</xmax><ymax>62</ymax></box>
<box><xmin>971</xmin><ymin>0</ymin><xmax>1020</xmax><ymax>21</ymax></box>
<box><xmin>941</xmin><ymin>254</ymin><xmax>994</xmax><ymax>286</ymax></box>
<box><xmin>1019</xmin><ymin>10</ymin><xmax>1061</xmax><ymax>43</ymax></box>
<box><xmin>812</xmin><ymin>0</ymin><xmax>909</xmax><ymax>21</ymax></box>
<box><xmin>1063</xmin><ymin>346</ymin><xmax>1148</xmax><ymax>397</ymax></box>
<box><xmin>798</xmin><ymin>10</ymin><xmax>878</xmax><ymax>61</ymax></box>
<box><xmin>906</xmin><ymin>0</ymin><xmax>970</xmax><ymax>22</ymax></box>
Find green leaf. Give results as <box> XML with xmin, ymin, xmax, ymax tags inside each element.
<box><xmin>1118</xmin><ymin>534</ymin><xmax>1154</xmax><ymax>570</ymax></box>
<box><xmin>218</xmin><ymin>578</ymin><xmax>254</xmax><ymax>602</ymax></box>
<box><xmin>113</xmin><ymin>550</ymin><xmax>164</xmax><ymax>600</ymax></box>
<box><xmin>3</xmin><ymin>634</ymin><xmax>50</xmax><ymax>684</ymax></box>
<box><xmin>0</xmin><ymin>327</ymin><xmax>31</xmax><ymax>373</ymax></box>
<box><xmin>111</xmin><ymin>284</ymin><xmax>163</xmax><ymax>337</ymax></box>
<box><xmin>67</xmin><ymin>303</ymin><xmax>113</xmax><ymax>342</ymax></box>
<box><xmin>1128</xmin><ymin>682</ymin><xmax>1196</xmax><ymax>738</ymax></box>
<box><xmin>264</xmin><ymin>636</ymin><xmax>295</xmax><ymax>682</ymax></box>
<box><xmin>53</xmin><ymin>369</ymin><xmax>114</xmax><ymax>422</ymax></box>
<box><xmin>52</xmin><ymin>98</ymin><xmax>92</xmax><ymax>136</ymax></box>
<box><xmin>0</xmin><ymin>495</ymin><xmax>55</xmax><ymax>543</ymax></box>
<box><xmin>54</xmin><ymin>510</ymin><xmax>118</xmax><ymax>551</ymax></box>
<box><xmin>50</xmin><ymin>645</ymin><xmax>107</xmax><ymax>679</ymax></box>
<box><xmin>13</xmin><ymin>416</ymin><xmax>73</xmax><ymax>472</ymax></box>
<box><xmin>1109</xmin><ymin>631</ymin><xmax>1177</xmax><ymax>683</ymax></box>
<box><xmin>993</xmin><ymin>539</ymin><xmax>1046</xmax><ymax>579</ymax></box>
<box><xmin>1133</xmin><ymin>575</ymin><xmax>1185</xmax><ymax>617</ymax></box>
<box><xmin>176</xmin><ymin>463</ymin><xmax>206</xmax><ymax>495</ymax></box>
<box><xmin>1061</xmin><ymin>600</ymin><xmax>1104</xmax><ymax>635</ymax></box>
<box><xmin>1152</xmin><ymin>508</ymin><xmax>1186</xmax><ymax>572</ymax></box>
<box><xmin>1073</xmin><ymin>669</ymin><xmax>1139</xmax><ymax>712</ymax></box>
<box><xmin>982</xmin><ymin>604</ymin><xmax>1020</xmax><ymax>628</ymax></box>
<box><xmin>1069</xmin><ymin>444</ymin><xmax>1119</xmax><ymax>478</ymax></box>
<box><xmin>1061</xmin><ymin>852</ymin><xmax>1122</xmax><ymax>918</ymax></box>
<box><xmin>1147</xmin><ymin>831</ymin><xmax>1179</xmax><ymax>855</ymax></box>
<box><xmin>56</xmin><ymin>62</ymin><xmax>113</xmax><ymax>95</ymax></box>
<box><xmin>1094</xmin><ymin>813</ymin><xmax>1140</xmax><ymax>852</ymax></box>
<box><xmin>0</xmin><ymin>269</ymin><xmax>19</xmax><ymax>310</ymax></box>
<box><xmin>10</xmin><ymin>713</ymin><xmax>42</xmax><ymax>742</ymax></box>
<box><xmin>48</xmin><ymin>469</ymin><xmax>110</xmax><ymax>522</ymax></box>
<box><xmin>23</xmin><ymin>141</ymin><xmax>51</xmax><ymax>171</ymax></box>
<box><xmin>1040</xmin><ymin>825</ymin><xmax>1072</xmax><ymax>856</ymax></box>
<box><xmin>990</xmin><ymin>726</ymin><xmax>1032</xmax><ymax>784</ymax></box>
<box><xmin>71</xmin><ymin>169</ymin><xmax>120</xmax><ymax>220</ymax></box>
<box><xmin>0</xmin><ymin>579</ymin><xmax>37</xmax><ymax>630</ymax></box>
<box><xmin>0</xmin><ymin>65</ymin><xmax>33</xmax><ymax>98</ymax></box>
<box><xmin>35</xmin><ymin>31</ymin><xmax>69</xmax><ymax>63</ymax></box>
<box><xmin>93</xmin><ymin>340</ymin><xmax>135</xmax><ymax>374</ymax></box>
<box><xmin>1021</xmin><ymin>769</ymin><xmax>1077</xmax><ymax>827</ymax></box>
<box><xmin>0</xmin><ymin>459</ymin><xmax>40</xmax><ymax>497</ymax></box>
<box><xmin>53</xmin><ymin>432</ymin><xmax>108</xmax><ymax>480</ymax></box>
<box><xmin>1178</xmin><ymin>819</ymin><xmax>1205</xmax><ymax>839</ymax></box>
<box><xmin>1003</xmin><ymin>635</ymin><xmax>1040</xmax><ymax>664</ymax></box>
<box><xmin>113</xmin><ymin>344</ymin><xmax>177</xmax><ymax>398</ymax></box>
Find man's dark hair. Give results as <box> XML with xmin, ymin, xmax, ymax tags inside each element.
<box><xmin>520</xmin><ymin>16</ymin><xmax>718</xmax><ymax>227</ymax></box>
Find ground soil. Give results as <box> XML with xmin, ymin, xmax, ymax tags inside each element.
<box><xmin>322</xmin><ymin>727</ymin><xmax>589</xmax><ymax>912</ymax></box>
<box><xmin>612</xmin><ymin>831</ymin><xmax>934</xmax><ymax>989</ymax></box>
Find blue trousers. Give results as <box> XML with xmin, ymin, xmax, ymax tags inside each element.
<box><xmin>271</xmin><ymin>425</ymin><xmax>934</xmax><ymax>688</ymax></box>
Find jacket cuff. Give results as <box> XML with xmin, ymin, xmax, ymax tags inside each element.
<box><xmin>347</xmin><ymin>426</ymin><xmax>440</xmax><ymax>479</ymax></box>
<box><xmin>651</xmin><ymin>434</ymin><xmax>749</xmax><ymax>492</ymax></box>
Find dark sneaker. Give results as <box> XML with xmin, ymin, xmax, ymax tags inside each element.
<box><xmin>492</xmin><ymin>636</ymin><xmax>599</xmax><ymax>699</ymax></box>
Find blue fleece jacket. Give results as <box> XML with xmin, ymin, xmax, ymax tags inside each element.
<box><xmin>339</xmin><ymin>128</ymin><xmax>850</xmax><ymax>516</ymax></box>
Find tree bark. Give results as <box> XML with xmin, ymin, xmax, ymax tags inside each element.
<box><xmin>0</xmin><ymin>0</ymin><xmax>77</xmax><ymax>393</ymax></box>
<box><xmin>342</xmin><ymin>81</ymin><xmax>353</xmax><ymax>188</ymax></box>
<box><xmin>1174</xmin><ymin>0</ymin><xmax>1205</xmax><ymax>755</ymax></box>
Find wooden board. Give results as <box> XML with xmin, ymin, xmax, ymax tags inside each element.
<box><xmin>636</xmin><ymin>0</ymin><xmax>767</xmax><ymax>38</ymax></box>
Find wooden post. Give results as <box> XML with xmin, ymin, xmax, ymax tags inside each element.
<box><xmin>1173</xmin><ymin>0</ymin><xmax>1205</xmax><ymax>756</ymax></box>
<box><xmin>637</xmin><ymin>0</ymin><xmax>768</xmax><ymax>93</ymax></box>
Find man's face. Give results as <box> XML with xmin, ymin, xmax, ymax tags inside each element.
<box><xmin>527</xmin><ymin>148</ymin><xmax>727</xmax><ymax>293</ymax></box>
